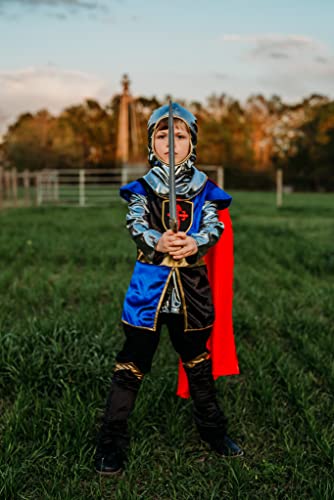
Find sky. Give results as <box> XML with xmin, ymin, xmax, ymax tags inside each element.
<box><xmin>0</xmin><ymin>0</ymin><xmax>333</xmax><ymax>132</ymax></box>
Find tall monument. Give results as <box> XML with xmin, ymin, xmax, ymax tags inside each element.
<box><xmin>116</xmin><ymin>74</ymin><xmax>139</xmax><ymax>163</ymax></box>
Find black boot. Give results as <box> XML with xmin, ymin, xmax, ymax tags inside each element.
<box><xmin>95</xmin><ymin>367</ymin><xmax>142</xmax><ymax>475</ymax></box>
<box><xmin>184</xmin><ymin>358</ymin><xmax>243</xmax><ymax>457</ymax></box>
<box><xmin>210</xmin><ymin>435</ymin><xmax>244</xmax><ymax>457</ymax></box>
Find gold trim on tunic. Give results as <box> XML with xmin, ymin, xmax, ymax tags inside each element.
<box><xmin>137</xmin><ymin>251</ymin><xmax>205</xmax><ymax>268</ymax></box>
<box><xmin>184</xmin><ymin>323</ymin><xmax>214</xmax><ymax>333</ymax></box>
<box><xmin>122</xmin><ymin>319</ymin><xmax>214</xmax><ymax>334</ymax></box>
<box><xmin>121</xmin><ymin>319</ymin><xmax>156</xmax><ymax>332</ymax></box>
<box><xmin>152</xmin><ymin>269</ymin><xmax>173</xmax><ymax>329</ymax></box>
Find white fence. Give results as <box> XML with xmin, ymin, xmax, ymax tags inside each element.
<box><xmin>0</xmin><ymin>165</ymin><xmax>224</xmax><ymax>208</ymax></box>
<box><xmin>0</xmin><ymin>167</ymin><xmax>38</xmax><ymax>208</ymax></box>
<box><xmin>35</xmin><ymin>166</ymin><xmax>148</xmax><ymax>207</ymax></box>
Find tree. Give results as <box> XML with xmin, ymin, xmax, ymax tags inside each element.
<box><xmin>287</xmin><ymin>102</ymin><xmax>334</xmax><ymax>190</ymax></box>
<box><xmin>3</xmin><ymin>110</ymin><xmax>58</xmax><ymax>171</ymax></box>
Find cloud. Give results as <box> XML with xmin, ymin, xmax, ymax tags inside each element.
<box><xmin>222</xmin><ymin>34</ymin><xmax>314</xmax><ymax>44</ymax></box>
<box><xmin>48</xmin><ymin>12</ymin><xmax>67</xmax><ymax>20</ymax></box>
<box><xmin>314</xmin><ymin>56</ymin><xmax>328</xmax><ymax>64</ymax></box>
<box><xmin>268</xmin><ymin>52</ymin><xmax>290</xmax><ymax>60</ymax></box>
<box><xmin>218</xmin><ymin>33</ymin><xmax>334</xmax><ymax>102</ymax></box>
<box><xmin>0</xmin><ymin>66</ymin><xmax>111</xmax><ymax>134</ymax></box>
<box><xmin>214</xmin><ymin>72</ymin><xmax>230</xmax><ymax>80</ymax></box>
<box><xmin>0</xmin><ymin>0</ymin><xmax>100</xmax><ymax>8</ymax></box>
<box><xmin>0</xmin><ymin>0</ymin><xmax>109</xmax><ymax>16</ymax></box>
<box><xmin>221</xmin><ymin>33</ymin><xmax>326</xmax><ymax>59</ymax></box>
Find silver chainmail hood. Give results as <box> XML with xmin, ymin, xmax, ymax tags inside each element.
<box><xmin>143</xmin><ymin>102</ymin><xmax>207</xmax><ymax>198</ymax></box>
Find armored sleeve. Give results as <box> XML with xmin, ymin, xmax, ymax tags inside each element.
<box><xmin>190</xmin><ymin>200</ymin><xmax>224</xmax><ymax>259</ymax></box>
<box><xmin>126</xmin><ymin>193</ymin><xmax>162</xmax><ymax>261</ymax></box>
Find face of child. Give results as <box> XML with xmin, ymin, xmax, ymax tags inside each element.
<box><xmin>153</xmin><ymin>119</ymin><xmax>191</xmax><ymax>165</ymax></box>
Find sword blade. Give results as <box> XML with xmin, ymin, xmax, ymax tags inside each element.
<box><xmin>168</xmin><ymin>99</ymin><xmax>177</xmax><ymax>232</ymax></box>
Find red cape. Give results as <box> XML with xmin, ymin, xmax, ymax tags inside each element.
<box><xmin>176</xmin><ymin>208</ymin><xmax>239</xmax><ymax>398</ymax></box>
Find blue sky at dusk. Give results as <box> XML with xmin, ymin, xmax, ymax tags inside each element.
<box><xmin>0</xmin><ymin>0</ymin><xmax>333</xmax><ymax>131</ymax></box>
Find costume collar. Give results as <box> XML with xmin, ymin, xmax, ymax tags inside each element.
<box><xmin>143</xmin><ymin>163</ymin><xmax>207</xmax><ymax>198</ymax></box>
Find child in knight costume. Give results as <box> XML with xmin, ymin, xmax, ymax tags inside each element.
<box><xmin>95</xmin><ymin>103</ymin><xmax>243</xmax><ymax>475</ymax></box>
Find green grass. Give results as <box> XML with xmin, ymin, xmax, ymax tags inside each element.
<box><xmin>0</xmin><ymin>192</ymin><xmax>333</xmax><ymax>499</ymax></box>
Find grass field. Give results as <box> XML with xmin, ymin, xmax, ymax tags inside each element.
<box><xmin>0</xmin><ymin>192</ymin><xmax>333</xmax><ymax>499</ymax></box>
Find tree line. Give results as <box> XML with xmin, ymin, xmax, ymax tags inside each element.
<box><xmin>1</xmin><ymin>93</ymin><xmax>333</xmax><ymax>191</ymax></box>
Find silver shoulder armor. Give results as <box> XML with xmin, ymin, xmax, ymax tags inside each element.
<box><xmin>126</xmin><ymin>193</ymin><xmax>161</xmax><ymax>261</ymax></box>
<box><xmin>191</xmin><ymin>201</ymin><xmax>224</xmax><ymax>258</ymax></box>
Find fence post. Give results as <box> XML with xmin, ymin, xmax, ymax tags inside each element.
<box><xmin>36</xmin><ymin>172</ymin><xmax>43</xmax><ymax>206</ymax></box>
<box><xmin>12</xmin><ymin>167</ymin><xmax>18</xmax><ymax>206</ymax></box>
<box><xmin>79</xmin><ymin>169</ymin><xmax>85</xmax><ymax>207</ymax></box>
<box><xmin>0</xmin><ymin>166</ymin><xmax>3</xmax><ymax>209</ymax></box>
<box><xmin>217</xmin><ymin>166</ymin><xmax>224</xmax><ymax>189</ymax></box>
<box><xmin>121</xmin><ymin>164</ymin><xmax>128</xmax><ymax>185</ymax></box>
<box><xmin>23</xmin><ymin>169</ymin><xmax>30</xmax><ymax>206</ymax></box>
<box><xmin>276</xmin><ymin>168</ymin><xmax>283</xmax><ymax>208</ymax></box>
<box><xmin>45</xmin><ymin>170</ymin><xmax>51</xmax><ymax>202</ymax></box>
<box><xmin>54</xmin><ymin>170</ymin><xmax>59</xmax><ymax>202</ymax></box>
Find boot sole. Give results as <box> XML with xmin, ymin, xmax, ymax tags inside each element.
<box><xmin>214</xmin><ymin>449</ymin><xmax>244</xmax><ymax>458</ymax></box>
<box><xmin>96</xmin><ymin>467</ymin><xmax>123</xmax><ymax>476</ymax></box>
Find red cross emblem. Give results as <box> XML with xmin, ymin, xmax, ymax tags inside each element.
<box><xmin>162</xmin><ymin>200</ymin><xmax>193</xmax><ymax>232</ymax></box>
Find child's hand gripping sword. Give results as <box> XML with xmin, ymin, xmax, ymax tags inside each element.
<box><xmin>168</xmin><ymin>100</ymin><xmax>178</xmax><ymax>233</ymax></box>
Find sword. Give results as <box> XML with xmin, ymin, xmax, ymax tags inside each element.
<box><xmin>168</xmin><ymin>99</ymin><xmax>178</xmax><ymax>233</ymax></box>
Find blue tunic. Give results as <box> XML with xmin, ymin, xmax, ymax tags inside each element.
<box><xmin>120</xmin><ymin>178</ymin><xmax>232</xmax><ymax>331</ymax></box>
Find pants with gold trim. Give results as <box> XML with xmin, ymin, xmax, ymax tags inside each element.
<box><xmin>96</xmin><ymin>313</ymin><xmax>227</xmax><ymax>456</ymax></box>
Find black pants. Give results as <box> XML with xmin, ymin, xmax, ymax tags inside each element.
<box><xmin>117</xmin><ymin>313</ymin><xmax>211</xmax><ymax>373</ymax></box>
<box><xmin>96</xmin><ymin>314</ymin><xmax>227</xmax><ymax>456</ymax></box>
